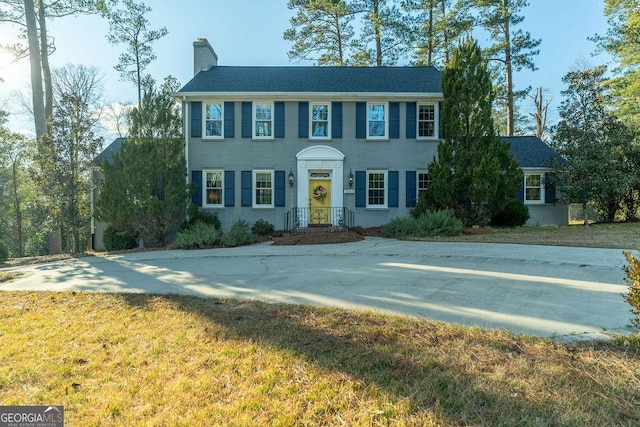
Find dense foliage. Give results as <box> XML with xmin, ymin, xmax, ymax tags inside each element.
<box><xmin>417</xmin><ymin>38</ymin><xmax>522</xmax><ymax>226</ymax></box>
<box><xmin>623</xmin><ymin>250</ymin><xmax>640</xmax><ymax>328</ymax></box>
<box><xmin>96</xmin><ymin>77</ymin><xmax>189</xmax><ymax>248</ymax></box>
<box><xmin>384</xmin><ymin>209</ymin><xmax>462</xmax><ymax>237</ymax></box>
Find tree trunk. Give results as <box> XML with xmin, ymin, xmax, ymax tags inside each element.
<box><xmin>37</xmin><ymin>0</ymin><xmax>53</xmax><ymax>133</ymax></box>
<box><xmin>11</xmin><ymin>159</ymin><xmax>24</xmax><ymax>257</ymax></box>
<box><xmin>24</xmin><ymin>0</ymin><xmax>47</xmax><ymax>144</ymax></box>
<box><xmin>504</xmin><ymin>0</ymin><xmax>514</xmax><ymax>136</ymax></box>
<box><xmin>582</xmin><ymin>201</ymin><xmax>589</xmax><ymax>226</ymax></box>
<box><xmin>373</xmin><ymin>0</ymin><xmax>382</xmax><ymax>66</ymax></box>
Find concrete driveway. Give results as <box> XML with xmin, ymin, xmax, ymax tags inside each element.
<box><xmin>1</xmin><ymin>238</ymin><xmax>634</xmax><ymax>340</ymax></box>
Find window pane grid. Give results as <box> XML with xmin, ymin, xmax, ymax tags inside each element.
<box><xmin>418</xmin><ymin>104</ymin><xmax>435</xmax><ymax>137</ymax></box>
<box><xmin>254</xmin><ymin>104</ymin><xmax>273</xmax><ymax>137</ymax></box>
<box><xmin>367</xmin><ymin>104</ymin><xmax>387</xmax><ymax>138</ymax></box>
<box><xmin>205</xmin><ymin>103</ymin><xmax>223</xmax><ymax>137</ymax></box>
<box><xmin>205</xmin><ymin>171</ymin><xmax>223</xmax><ymax>205</ymax></box>
<box><xmin>368</xmin><ymin>173</ymin><xmax>385</xmax><ymax>205</ymax></box>
<box><xmin>255</xmin><ymin>172</ymin><xmax>273</xmax><ymax>206</ymax></box>
<box><xmin>311</xmin><ymin>104</ymin><xmax>329</xmax><ymax>137</ymax></box>
<box><xmin>525</xmin><ymin>174</ymin><xmax>542</xmax><ymax>201</ymax></box>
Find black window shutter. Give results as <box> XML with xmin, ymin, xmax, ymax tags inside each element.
<box><xmin>355</xmin><ymin>171</ymin><xmax>366</xmax><ymax>207</ymax></box>
<box><xmin>224</xmin><ymin>170</ymin><xmax>235</xmax><ymax>207</ymax></box>
<box><xmin>406</xmin><ymin>171</ymin><xmax>417</xmax><ymax>207</ymax></box>
<box><xmin>191</xmin><ymin>170</ymin><xmax>202</xmax><ymax>206</ymax></box>
<box><xmin>406</xmin><ymin>102</ymin><xmax>416</xmax><ymax>139</ymax></box>
<box><xmin>356</xmin><ymin>102</ymin><xmax>366</xmax><ymax>139</ymax></box>
<box><xmin>191</xmin><ymin>102</ymin><xmax>202</xmax><ymax>138</ymax></box>
<box><xmin>388</xmin><ymin>171</ymin><xmax>399</xmax><ymax>207</ymax></box>
<box><xmin>389</xmin><ymin>103</ymin><xmax>400</xmax><ymax>139</ymax></box>
<box><xmin>298</xmin><ymin>102</ymin><xmax>309</xmax><ymax>138</ymax></box>
<box><xmin>275</xmin><ymin>171</ymin><xmax>285</xmax><ymax>207</ymax></box>
<box><xmin>224</xmin><ymin>102</ymin><xmax>234</xmax><ymax>138</ymax></box>
<box><xmin>275</xmin><ymin>102</ymin><xmax>285</xmax><ymax>138</ymax></box>
<box><xmin>241</xmin><ymin>102</ymin><xmax>252</xmax><ymax>138</ymax></box>
<box><xmin>241</xmin><ymin>171</ymin><xmax>252</xmax><ymax>206</ymax></box>
<box><xmin>332</xmin><ymin>102</ymin><xmax>342</xmax><ymax>138</ymax></box>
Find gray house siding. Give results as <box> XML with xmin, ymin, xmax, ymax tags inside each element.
<box><xmin>186</xmin><ymin>100</ymin><xmax>439</xmax><ymax>230</ymax></box>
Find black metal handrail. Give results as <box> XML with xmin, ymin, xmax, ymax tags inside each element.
<box><xmin>284</xmin><ymin>207</ymin><xmax>355</xmax><ymax>231</ymax></box>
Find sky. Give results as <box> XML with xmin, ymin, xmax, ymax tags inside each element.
<box><xmin>0</xmin><ymin>0</ymin><xmax>613</xmax><ymax>139</ymax></box>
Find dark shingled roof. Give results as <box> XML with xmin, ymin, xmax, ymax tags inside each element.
<box><xmin>93</xmin><ymin>137</ymin><xmax>126</xmax><ymax>166</ymax></box>
<box><xmin>178</xmin><ymin>66</ymin><xmax>442</xmax><ymax>94</ymax></box>
<box><xmin>503</xmin><ymin>136</ymin><xmax>563</xmax><ymax>168</ymax></box>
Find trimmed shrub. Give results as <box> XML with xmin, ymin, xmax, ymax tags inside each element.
<box><xmin>221</xmin><ymin>219</ymin><xmax>257</xmax><ymax>247</ymax></box>
<box><xmin>252</xmin><ymin>219</ymin><xmax>274</xmax><ymax>236</ymax></box>
<box><xmin>103</xmin><ymin>226</ymin><xmax>137</xmax><ymax>252</ymax></box>
<box><xmin>176</xmin><ymin>222</ymin><xmax>222</xmax><ymax>249</ymax></box>
<box><xmin>492</xmin><ymin>199</ymin><xmax>530</xmax><ymax>227</ymax></box>
<box><xmin>180</xmin><ymin>204</ymin><xmax>221</xmax><ymax>232</ymax></box>
<box><xmin>623</xmin><ymin>250</ymin><xmax>640</xmax><ymax>328</ymax></box>
<box><xmin>384</xmin><ymin>209</ymin><xmax>463</xmax><ymax>238</ymax></box>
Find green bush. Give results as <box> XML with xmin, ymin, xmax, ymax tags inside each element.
<box><xmin>221</xmin><ymin>219</ymin><xmax>257</xmax><ymax>247</ymax></box>
<box><xmin>0</xmin><ymin>240</ymin><xmax>9</xmax><ymax>263</ymax></box>
<box><xmin>176</xmin><ymin>222</ymin><xmax>222</xmax><ymax>249</ymax></box>
<box><xmin>384</xmin><ymin>209</ymin><xmax>463</xmax><ymax>238</ymax></box>
<box><xmin>252</xmin><ymin>219</ymin><xmax>274</xmax><ymax>236</ymax></box>
<box><xmin>181</xmin><ymin>204</ymin><xmax>221</xmax><ymax>231</ymax></box>
<box><xmin>103</xmin><ymin>226</ymin><xmax>137</xmax><ymax>252</ymax></box>
<box><xmin>623</xmin><ymin>250</ymin><xmax>640</xmax><ymax>328</ymax></box>
<box><xmin>491</xmin><ymin>199</ymin><xmax>530</xmax><ymax>227</ymax></box>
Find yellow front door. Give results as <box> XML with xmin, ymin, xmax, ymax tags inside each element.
<box><xmin>309</xmin><ymin>179</ymin><xmax>331</xmax><ymax>225</ymax></box>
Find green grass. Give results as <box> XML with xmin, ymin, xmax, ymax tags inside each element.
<box><xmin>1</xmin><ymin>291</ymin><xmax>639</xmax><ymax>426</ymax></box>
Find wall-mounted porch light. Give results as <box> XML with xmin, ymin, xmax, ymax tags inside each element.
<box><xmin>288</xmin><ymin>169</ymin><xmax>295</xmax><ymax>187</ymax></box>
<box><xmin>348</xmin><ymin>169</ymin><xmax>354</xmax><ymax>188</ymax></box>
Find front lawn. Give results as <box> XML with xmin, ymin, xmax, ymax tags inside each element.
<box><xmin>2</xmin><ymin>291</ymin><xmax>639</xmax><ymax>426</ymax></box>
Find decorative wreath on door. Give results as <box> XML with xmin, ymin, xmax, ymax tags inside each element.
<box><xmin>313</xmin><ymin>185</ymin><xmax>327</xmax><ymax>202</ymax></box>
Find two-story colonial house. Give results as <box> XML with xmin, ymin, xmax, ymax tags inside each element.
<box><xmin>177</xmin><ymin>38</ymin><xmax>444</xmax><ymax>231</ymax></box>
<box><xmin>176</xmin><ymin>38</ymin><xmax>568</xmax><ymax>232</ymax></box>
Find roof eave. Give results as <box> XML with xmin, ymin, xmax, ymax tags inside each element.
<box><xmin>174</xmin><ymin>91</ymin><xmax>444</xmax><ymax>101</ymax></box>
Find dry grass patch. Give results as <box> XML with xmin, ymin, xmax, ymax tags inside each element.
<box><xmin>1</xmin><ymin>291</ymin><xmax>640</xmax><ymax>426</ymax></box>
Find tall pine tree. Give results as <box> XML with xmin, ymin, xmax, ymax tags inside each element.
<box><xmin>417</xmin><ymin>38</ymin><xmax>522</xmax><ymax>225</ymax></box>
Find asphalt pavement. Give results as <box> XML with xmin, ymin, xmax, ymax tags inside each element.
<box><xmin>1</xmin><ymin>238</ymin><xmax>634</xmax><ymax>341</ymax></box>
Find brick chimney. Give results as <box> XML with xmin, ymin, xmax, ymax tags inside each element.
<box><xmin>193</xmin><ymin>38</ymin><xmax>218</xmax><ymax>75</ymax></box>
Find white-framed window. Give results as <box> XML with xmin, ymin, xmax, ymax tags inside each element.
<box><xmin>417</xmin><ymin>171</ymin><xmax>432</xmax><ymax>199</ymax></box>
<box><xmin>253</xmin><ymin>102</ymin><xmax>274</xmax><ymax>139</ymax></box>
<box><xmin>310</xmin><ymin>102</ymin><xmax>331</xmax><ymax>139</ymax></box>
<box><xmin>524</xmin><ymin>173</ymin><xmax>545</xmax><ymax>204</ymax></box>
<box><xmin>253</xmin><ymin>170</ymin><xmax>274</xmax><ymax>208</ymax></box>
<box><xmin>203</xmin><ymin>170</ymin><xmax>224</xmax><ymax>207</ymax></box>
<box><xmin>367</xmin><ymin>170</ymin><xmax>388</xmax><ymax>208</ymax></box>
<box><xmin>204</xmin><ymin>103</ymin><xmax>223</xmax><ymax>138</ymax></box>
<box><xmin>367</xmin><ymin>102</ymin><xmax>388</xmax><ymax>139</ymax></box>
<box><xmin>417</xmin><ymin>103</ymin><xmax>438</xmax><ymax>139</ymax></box>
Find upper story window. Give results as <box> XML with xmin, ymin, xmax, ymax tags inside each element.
<box><xmin>525</xmin><ymin>173</ymin><xmax>545</xmax><ymax>204</ymax></box>
<box><xmin>204</xmin><ymin>170</ymin><xmax>223</xmax><ymax>207</ymax></box>
<box><xmin>367</xmin><ymin>170</ymin><xmax>387</xmax><ymax>208</ymax></box>
<box><xmin>254</xmin><ymin>103</ymin><xmax>274</xmax><ymax>139</ymax></box>
<box><xmin>310</xmin><ymin>103</ymin><xmax>330</xmax><ymax>139</ymax></box>
<box><xmin>367</xmin><ymin>102</ymin><xmax>388</xmax><ymax>139</ymax></box>
<box><xmin>253</xmin><ymin>170</ymin><xmax>274</xmax><ymax>208</ymax></box>
<box><xmin>417</xmin><ymin>103</ymin><xmax>438</xmax><ymax>139</ymax></box>
<box><xmin>204</xmin><ymin>103</ymin><xmax>223</xmax><ymax>138</ymax></box>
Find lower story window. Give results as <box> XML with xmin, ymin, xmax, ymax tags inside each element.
<box><xmin>525</xmin><ymin>173</ymin><xmax>544</xmax><ymax>204</ymax></box>
<box><xmin>417</xmin><ymin>171</ymin><xmax>432</xmax><ymax>199</ymax></box>
<box><xmin>204</xmin><ymin>170</ymin><xmax>223</xmax><ymax>207</ymax></box>
<box><xmin>253</xmin><ymin>170</ymin><xmax>274</xmax><ymax>208</ymax></box>
<box><xmin>367</xmin><ymin>170</ymin><xmax>387</xmax><ymax>208</ymax></box>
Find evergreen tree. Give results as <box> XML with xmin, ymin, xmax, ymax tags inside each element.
<box><xmin>551</xmin><ymin>64</ymin><xmax>638</xmax><ymax>223</ymax></box>
<box><xmin>590</xmin><ymin>0</ymin><xmax>640</xmax><ymax>125</ymax></box>
<box><xmin>416</xmin><ymin>38</ymin><xmax>522</xmax><ymax>225</ymax></box>
<box><xmin>403</xmin><ymin>0</ymin><xmax>474</xmax><ymax>67</ymax></box>
<box><xmin>352</xmin><ymin>0</ymin><xmax>409</xmax><ymax>66</ymax></box>
<box><xmin>106</xmin><ymin>0</ymin><xmax>167</xmax><ymax>108</ymax></box>
<box><xmin>284</xmin><ymin>0</ymin><xmax>359</xmax><ymax>66</ymax></box>
<box><xmin>475</xmin><ymin>0</ymin><xmax>540</xmax><ymax>136</ymax></box>
<box><xmin>96</xmin><ymin>77</ymin><xmax>188</xmax><ymax>247</ymax></box>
